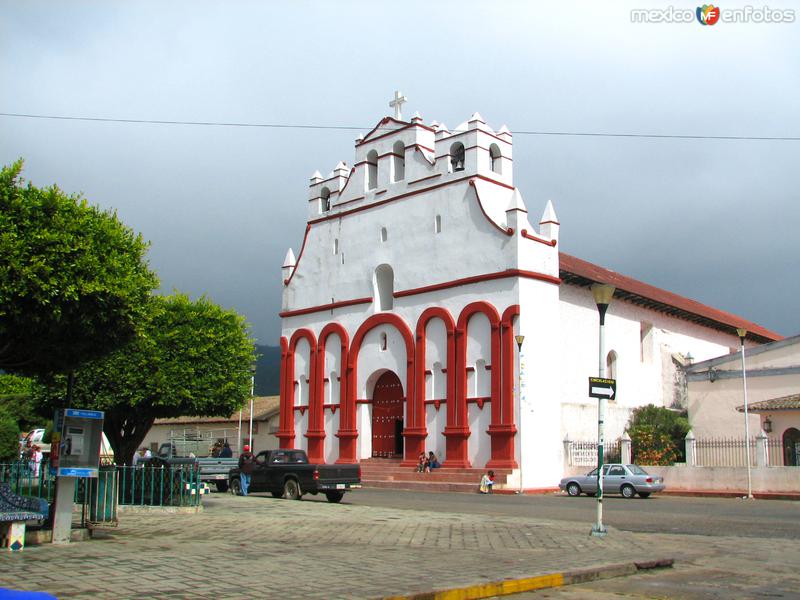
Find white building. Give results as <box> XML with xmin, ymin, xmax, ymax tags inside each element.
<box><xmin>277</xmin><ymin>100</ymin><xmax>780</xmax><ymax>489</ymax></box>
<box><xmin>686</xmin><ymin>335</ymin><xmax>800</xmax><ymax>465</ymax></box>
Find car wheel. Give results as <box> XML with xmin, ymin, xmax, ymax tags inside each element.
<box><xmin>621</xmin><ymin>484</ymin><xmax>636</xmax><ymax>499</ymax></box>
<box><xmin>230</xmin><ymin>478</ymin><xmax>242</xmax><ymax>496</ymax></box>
<box><xmin>325</xmin><ymin>491</ymin><xmax>344</xmax><ymax>503</ymax></box>
<box><xmin>215</xmin><ymin>481</ymin><xmax>229</xmax><ymax>493</ymax></box>
<box><xmin>638</xmin><ymin>492</ymin><xmax>651</xmax><ymax>499</ymax></box>
<box><xmin>566</xmin><ymin>482</ymin><xmax>581</xmax><ymax>497</ymax></box>
<box><xmin>271</xmin><ymin>491</ymin><xmax>282</xmax><ymax>498</ymax></box>
<box><xmin>283</xmin><ymin>478</ymin><xmax>302</xmax><ymax>500</ymax></box>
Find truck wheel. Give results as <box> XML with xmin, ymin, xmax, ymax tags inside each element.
<box><xmin>216</xmin><ymin>481</ymin><xmax>229</xmax><ymax>493</ymax></box>
<box><xmin>230</xmin><ymin>478</ymin><xmax>242</xmax><ymax>496</ymax></box>
<box><xmin>283</xmin><ymin>479</ymin><xmax>302</xmax><ymax>500</ymax></box>
<box><xmin>325</xmin><ymin>491</ymin><xmax>344</xmax><ymax>503</ymax></box>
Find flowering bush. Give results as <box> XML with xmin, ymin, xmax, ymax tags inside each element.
<box><xmin>627</xmin><ymin>405</ymin><xmax>689</xmax><ymax>465</ymax></box>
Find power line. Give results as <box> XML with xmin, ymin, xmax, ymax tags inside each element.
<box><xmin>1</xmin><ymin>111</ymin><xmax>798</xmax><ymax>141</ymax></box>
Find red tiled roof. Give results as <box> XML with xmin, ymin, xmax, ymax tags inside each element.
<box><xmin>737</xmin><ymin>394</ymin><xmax>800</xmax><ymax>413</ymax></box>
<box><xmin>559</xmin><ymin>252</ymin><xmax>781</xmax><ymax>344</ymax></box>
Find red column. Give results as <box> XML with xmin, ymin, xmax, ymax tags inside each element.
<box><xmin>305</xmin><ymin>341</ymin><xmax>325</xmax><ymax>463</ymax></box>
<box><xmin>444</xmin><ymin>327</ymin><xmax>471</xmax><ymax>468</ymax></box>
<box><xmin>487</xmin><ymin>305</ymin><xmax>519</xmax><ymax>469</ymax></box>
<box><xmin>276</xmin><ymin>336</ymin><xmax>295</xmax><ymax>449</ymax></box>
<box><xmin>336</xmin><ymin>346</ymin><xmax>359</xmax><ymax>464</ymax></box>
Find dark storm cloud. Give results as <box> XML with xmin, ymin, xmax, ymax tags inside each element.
<box><xmin>2</xmin><ymin>1</ymin><xmax>798</xmax><ymax>343</ymax></box>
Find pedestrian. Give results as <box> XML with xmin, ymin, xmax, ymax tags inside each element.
<box><xmin>428</xmin><ymin>451</ymin><xmax>441</xmax><ymax>470</ymax></box>
<box><xmin>238</xmin><ymin>445</ymin><xmax>255</xmax><ymax>496</ymax></box>
<box><xmin>219</xmin><ymin>442</ymin><xmax>233</xmax><ymax>458</ymax></box>
<box><xmin>31</xmin><ymin>445</ymin><xmax>43</xmax><ymax>478</ymax></box>
<box><xmin>143</xmin><ymin>447</ymin><xmax>152</xmax><ymax>459</ymax></box>
<box><xmin>479</xmin><ymin>470</ymin><xmax>495</xmax><ymax>494</ymax></box>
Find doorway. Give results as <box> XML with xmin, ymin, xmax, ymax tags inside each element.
<box><xmin>783</xmin><ymin>427</ymin><xmax>800</xmax><ymax>466</ymax></box>
<box><xmin>371</xmin><ymin>371</ymin><xmax>404</xmax><ymax>458</ymax></box>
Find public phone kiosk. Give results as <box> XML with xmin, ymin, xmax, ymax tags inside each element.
<box><xmin>52</xmin><ymin>408</ymin><xmax>104</xmax><ymax>477</ymax></box>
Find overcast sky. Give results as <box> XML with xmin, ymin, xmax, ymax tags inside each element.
<box><xmin>2</xmin><ymin>1</ymin><xmax>798</xmax><ymax>344</ymax></box>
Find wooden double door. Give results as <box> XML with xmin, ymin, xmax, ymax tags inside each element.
<box><xmin>371</xmin><ymin>371</ymin><xmax>404</xmax><ymax>458</ymax></box>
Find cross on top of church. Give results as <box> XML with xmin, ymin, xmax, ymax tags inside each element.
<box><xmin>389</xmin><ymin>90</ymin><xmax>407</xmax><ymax>120</ymax></box>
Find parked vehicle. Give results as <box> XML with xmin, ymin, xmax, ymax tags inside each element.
<box><xmin>155</xmin><ymin>442</ymin><xmax>238</xmax><ymax>492</ymax></box>
<box><xmin>559</xmin><ymin>463</ymin><xmax>665</xmax><ymax>499</ymax></box>
<box><xmin>228</xmin><ymin>449</ymin><xmax>361</xmax><ymax>503</ymax></box>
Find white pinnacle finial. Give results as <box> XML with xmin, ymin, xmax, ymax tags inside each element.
<box><xmin>389</xmin><ymin>90</ymin><xmax>407</xmax><ymax>120</ymax></box>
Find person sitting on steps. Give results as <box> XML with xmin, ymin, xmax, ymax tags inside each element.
<box><xmin>428</xmin><ymin>451</ymin><xmax>440</xmax><ymax>470</ymax></box>
<box><xmin>479</xmin><ymin>470</ymin><xmax>495</xmax><ymax>494</ymax></box>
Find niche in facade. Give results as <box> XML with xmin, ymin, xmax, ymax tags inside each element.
<box><xmin>374</xmin><ymin>264</ymin><xmax>394</xmax><ymax>311</ymax></box>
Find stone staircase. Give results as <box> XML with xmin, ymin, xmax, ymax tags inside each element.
<box><xmin>359</xmin><ymin>458</ymin><xmax>513</xmax><ymax>494</ymax></box>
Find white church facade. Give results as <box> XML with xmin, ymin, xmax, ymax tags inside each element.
<box><xmin>277</xmin><ymin>99</ymin><xmax>780</xmax><ymax>489</ymax></box>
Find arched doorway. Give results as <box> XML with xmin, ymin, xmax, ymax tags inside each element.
<box><xmin>371</xmin><ymin>371</ymin><xmax>404</xmax><ymax>458</ymax></box>
<box><xmin>783</xmin><ymin>428</ymin><xmax>800</xmax><ymax>466</ymax></box>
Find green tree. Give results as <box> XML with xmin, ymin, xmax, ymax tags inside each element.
<box><xmin>0</xmin><ymin>411</ymin><xmax>20</xmax><ymax>461</ymax></box>
<box><xmin>0</xmin><ymin>373</ymin><xmax>44</xmax><ymax>431</ymax></box>
<box><xmin>0</xmin><ymin>160</ymin><xmax>158</xmax><ymax>377</ymax></box>
<box><xmin>37</xmin><ymin>294</ymin><xmax>256</xmax><ymax>464</ymax></box>
<box><xmin>626</xmin><ymin>404</ymin><xmax>690</xmax><ymax>465</ymax></box>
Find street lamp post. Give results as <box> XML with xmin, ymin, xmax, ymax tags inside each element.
<box><xmin>515</xmin><ymin>334</ymin><xmax>525</xmax><ymax>494</ymax></box>
<box><xmin>736</xmin><ymin>328</ymin><xmax>754</xmax><ymax>499</ymax></box>
<box><xmin>591</xmin><ymin>283</ymin><xmax>615</xmax><ymax>537</ymax></box>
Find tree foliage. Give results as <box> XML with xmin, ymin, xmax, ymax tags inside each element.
<box><xmin>0</xmin><ymin>374</ymin><xmax>46</xmax><ymax>432</ymax></box>
<box><xmin>36</xmin><ymin>294</ymin><xmax>256</xmax><ymax>464</ymax></box>
<box><xmin>626</xmin><ymin>404</ymin><xmax>690</xmax><ymax>465</ymax></box>
<box><xmin>0</xmin><ymin>160</ymin><xmax>159</xmax><ymax>377</ymax></box>
<box><xmin>0</xmin><ymin>412</ymin><xmax>20</xmax><ymax>461</ymax></box>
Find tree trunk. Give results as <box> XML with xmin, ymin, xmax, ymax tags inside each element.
<box><xmin>104</xmin><ymin>410</ymin><xmax>156</xmax><ymax>465</ymax></box>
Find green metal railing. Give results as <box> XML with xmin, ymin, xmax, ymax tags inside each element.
<box><xmin>1</xmin><ymin>460</ymin><xmax>202</xmax><ymax>508</ymax></box>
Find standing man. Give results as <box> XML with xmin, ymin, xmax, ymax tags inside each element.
<box><xmin>238</xmin><ymin>445</ymin><xmax>255</xmax><ymax>496</ymax></box>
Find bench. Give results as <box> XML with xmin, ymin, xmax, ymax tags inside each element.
<box><xmin>0</xmin><ymin>482</ymin><xmax>49</xmax><ymax>551</ymax></box>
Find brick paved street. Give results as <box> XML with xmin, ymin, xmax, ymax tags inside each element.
<box><xmin>1</xmin><ymin>493</ymin><xmax>681</xmax><ymax>599</ymax></box>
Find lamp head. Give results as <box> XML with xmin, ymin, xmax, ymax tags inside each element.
<box><xmin>515</xmin><ymin>335</ymin><xmax>525</xmax><ymax>350</ymax></box>
<box><xmin>736</xmin><ymin>328</ymin><xmax>747</xmax><ymax>342</ymax></box>
<box><xmin>591</xmin><ymin>283</ymin><xmax>615</xmax><ymax>307</ymax></box>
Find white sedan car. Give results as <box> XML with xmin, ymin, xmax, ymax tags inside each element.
<box><xmin>559</xmin><ymin>463</ymin><xmax>665</xmax><ymax>499</ymax></box>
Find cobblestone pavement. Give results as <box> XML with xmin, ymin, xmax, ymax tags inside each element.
<box><xmin>1</xmin><ymin>494</ymin><xmax>681</xmax><ymax>599</ymax></box>
<box><xmin>498</xmin><ymin>531</ymin><xmax>800</xmax><ymax>599</ymax></box>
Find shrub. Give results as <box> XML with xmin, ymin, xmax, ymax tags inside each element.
<box><xmin>626</xmin><ymin>404</ymin><xmax>690</xmax><ymax>465</ymax></box>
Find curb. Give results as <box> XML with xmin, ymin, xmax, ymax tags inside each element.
<box><xmin>378</xmin><ymin>558</ymin><xmax>674</xmax><ymax>600</ymax></box>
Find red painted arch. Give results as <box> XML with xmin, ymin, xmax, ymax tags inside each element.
<box><xmin>310</xmin><ymin>323</ymin><xmax>350</xmax><ymax>463</ymax></box>
<box><xmin>277</xmin><ymin>329</ymin><xmax>317</xmax><ymax>450</ymax></box>
<box><xmin>412</xmin><ymin>307</ymin><xmax>456</xmax><ymax>464</ymax></box>
<box><xmin>339</xmin><ymin>313</ymin><xmax>415</xmax><ymax>464</ymax></box>
<box><xmin>448</xmin><ymin>301</ymin><xmax>502</xmax><ymax>468</ymax></box>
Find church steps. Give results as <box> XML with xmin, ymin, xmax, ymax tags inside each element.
<box><xmin>358</xmin><ymin>460</ymin><xmax>511</xmax><ymax>493</ymax></box>
<box><xmin>361</xmin><ymin>479</ymin><xmax>485</xmax><ymax>494</ymax></box>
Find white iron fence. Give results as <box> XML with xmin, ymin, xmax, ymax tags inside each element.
<box><xmin>565</xmin><ymin>433</ymin><xmax>792</xmax><ymax>467</ymax></box>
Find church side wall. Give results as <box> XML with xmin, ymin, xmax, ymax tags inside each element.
<box><xmin>558</xmin><ymin>284</ymin><xmax>742</xmax><ymax>443</ymax></box>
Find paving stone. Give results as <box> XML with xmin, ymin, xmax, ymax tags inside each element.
<box><xmin>1</xmin><ymin>493</ymin><xmax>680</xmax><ymax>599</ymax></box>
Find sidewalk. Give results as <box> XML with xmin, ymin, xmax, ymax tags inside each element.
<box><xmin>2</xmin><ymin>493</ymin><xmax>681</xmax><ymax>599</ymax></box>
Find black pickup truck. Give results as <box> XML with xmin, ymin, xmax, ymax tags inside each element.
<box><xmin>228</xmin><ymin>449</ymin><xmax>361</xmax><ymax>503</ymax></box>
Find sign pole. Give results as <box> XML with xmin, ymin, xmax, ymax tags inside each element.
<box><xmin>590</xmin><ymin>284</ymin><xmax>614</xmax><ymax>538</ymax></box>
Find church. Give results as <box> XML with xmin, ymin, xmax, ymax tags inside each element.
<box><xmin>276</xmin><ymin>95</ymin><xmax>780</xmax><ymax>489</ymax></box>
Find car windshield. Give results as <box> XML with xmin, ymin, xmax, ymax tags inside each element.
<box><xmin>626</xmin><ymin>464</ymin><xmax>648</xmax><ymax>475</ymax></box>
